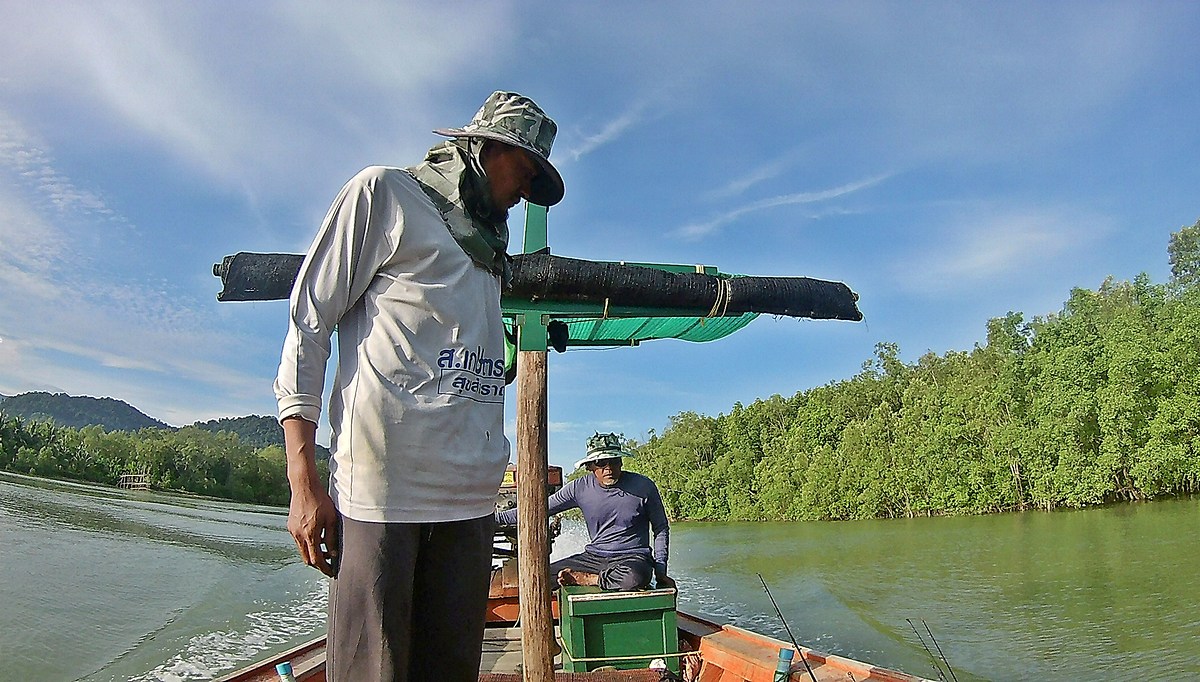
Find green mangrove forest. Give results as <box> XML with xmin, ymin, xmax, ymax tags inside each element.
<box><xmin>626</xmin><ymin>222</ymin><xmax>1200</xmax><ymax>521</ymax></box>
<box><xmin>0</xmin><ymin>421</ymin><xmax>321</xmax><ymax>506</ymax></box>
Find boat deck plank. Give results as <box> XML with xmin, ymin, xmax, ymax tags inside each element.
<box><xmin>481</xmin><ymin>626</ymin><xmax>554</xmax><ymax>674</ymax></box>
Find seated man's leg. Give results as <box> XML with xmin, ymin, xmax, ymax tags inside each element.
<box><xmin>408</xmin><ymin>514</ymin><xmax>494</xmax><ymax>682</ymax></box>
<box><xmin>597</xmin><ymin>554</ymin><xmax>655</xmax><ymax>591</ymax></box>
<box><xmin>328</xmin><ymin>517</ymin><xmax>419</xmax><ymax>682</ymax></box>
<box><xmin>550</xmin><ymin>551</ymin><xmax>606</xmax><ymax>586</ymax></box>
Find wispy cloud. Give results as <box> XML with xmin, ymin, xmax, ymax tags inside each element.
<box><xmin>896</xmin><ymin>206</ymin><xmax>1111</xmax><ymax>294</ymax></box>
<box><xmin>0</xmin><ymin>277</ymin><xmax>280</xmax><ymax>422</ymax></box>
<box><xmin>0</xmin><ymin>121</ymin><xmax>80</xmax><ymax>304</ymax></box>
<box><xmin>675</xmin><ymin>174</ymin><xmax>891</xmax><ymax>240</ymax></box>
<box><xmin>0</xmin><ymin>3</ymin><xmax>515</xmax><ymax>200</ymax></box>
<box><xmin>0</xmin><ymin>115</ymin><xmax>278</xmax><ymax>423</ymax></box>
<box><xmin>708</xmin><ymin>152</ymin><xmax>799</xmax><ymax>200</ymax></box>
<box><xmin>0</xmin><ymin>114</ymin><xmax>116</xmax><ymax>220</ymax></box>
<box><xmin>562</xmin><ymin>102</ymin><xmax>648</xmax><ymax>162</ymax></box>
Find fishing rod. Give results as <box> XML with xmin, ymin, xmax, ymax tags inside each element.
<box><xmin>756</xmin><ymin>573</ymin><xmax>819</xmax><ymax>682</ymax></box>
<box><xmin>922</xmin><ymin>620</ymin><xmax>958</xmax><ymax>682</ymax></box>
<box><xmin>906</xmin><ymin>618</ymin><xmax>947</xmax><ymax>681</ymax></box>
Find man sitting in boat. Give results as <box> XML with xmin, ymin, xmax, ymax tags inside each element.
<box><xmin>496</xmin><ymin>432</ymin><xmax>675</xmax><ymax>591</ymax></box>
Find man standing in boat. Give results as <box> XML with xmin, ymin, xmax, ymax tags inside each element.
<box><xmin>497</xmin><ymin>432</ymin><xmax>675</xmax><ymax>592</ymax></box>
<box><xmin>274</xmin><ymin>91</ymin><xmax>564</xmax><ymax>682</ymax></box>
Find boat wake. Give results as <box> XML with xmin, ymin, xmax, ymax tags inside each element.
<box><xmin>122</xmin><ymin>579</ymin><xmax>326</xmax><ymax>682</ymax></box>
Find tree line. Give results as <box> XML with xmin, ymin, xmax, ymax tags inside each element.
<box><xmin>0</xmin><ymin>418</ymin><xmax>328</xmax><ymax>506</ymax></box>
<box><xmin>626</xmin><ymin>221</ymin><xmax>1200</xmax><ymax>521</ymax></box>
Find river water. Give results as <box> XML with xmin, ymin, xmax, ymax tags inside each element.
<box><xmin>3</xmin><ymin>472</ymin><xmax>1198</xmax><ymax>681</ymax></box>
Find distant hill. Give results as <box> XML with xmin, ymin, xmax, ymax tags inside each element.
<box><xmin>191</xmin><ymin>414</ymin><xmax>284</xmax><ymax>448</ymax></box>
<box><xmin>1</xmin><ymin>391</ymin><xmax>168</xmax><ymax>431</ymax></box>
<box><xmin>192</xmin><ymin>414</ymin><xmax>330</xmax><ymax>461</ymax></box>
<box><xmin>0</xmin><ymin>392</ymin><xmax>330</xmax><ymax>460</ymax></box>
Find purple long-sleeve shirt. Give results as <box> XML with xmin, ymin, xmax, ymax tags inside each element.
<box><xmin>497</xmin><ymin>471</ymin><xmax>670</xmax><ymax>575</ymax></box>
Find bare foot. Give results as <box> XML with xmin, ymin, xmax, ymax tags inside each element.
<box><xmin>557</xmin><ymin>568</ymin><xmax>577</xmax><ymax>586</ymax></box>
<box><xmin>557</xmin><ymin>568</ymin><xmax>599</xmax><ymax>587</ymax></box>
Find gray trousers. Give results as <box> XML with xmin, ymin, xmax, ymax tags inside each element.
<box><xmin>550</xmin><ymin>550</ymin><xmax>655</xmax><ymax>591</ymax></box>
<box><xmin>328</xmin><ymin>514</ymin><xmax>494</xmax><ymax>682</ymax></box>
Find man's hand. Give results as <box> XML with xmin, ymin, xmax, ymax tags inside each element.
<box><xmin>282</xmin><ymin>415</ymin><xmax>339</xmax><ymax>577</ymax></box>
<box><xmin>288</xmin><ymin>484</ymin><xmax>340</xmax><ymax>577</ymax></box>
<box><xmin>656</xmin><ymin>573</ymin><xmax>676</xmax><ymax>590</ymax></box>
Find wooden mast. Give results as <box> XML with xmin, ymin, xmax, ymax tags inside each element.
<box><xmin>515</xmin><ymin>204</ymin><xmax>555</xmax><ymax>681</ymax></box>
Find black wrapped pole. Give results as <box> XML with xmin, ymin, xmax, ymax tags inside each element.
<box><xmin>508</xmin><ymin>253</ymin><xmax>861</xmax><ymax>321</ymax></box>
<box><xmin>214</xmin><ymin>251</ymin><xmax>862</xmax><ymax>322</ymax></box>
<box><xmin>213</xmin><ymin>253</ymin><xmax>303</xmax><ymax>303</ymax></box>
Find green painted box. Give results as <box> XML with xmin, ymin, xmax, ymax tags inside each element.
<box><xmin>558</xmin><ymin>585</ymin><xmax>679</xmax><ymax>673</ymax></box>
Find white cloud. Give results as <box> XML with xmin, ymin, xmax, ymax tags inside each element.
<box><xmin>0</xmin><ymin>113</ymin><xmax>279</xmax><ymax>424</ymax></box>
<box><xmin>561</xmin><ymin>101</ymin><xmax>650</xmax><ymax>163</ymax></box>
<box><xmin>708</xmin><ymin>153</ymin><xmax>799</xmax><ymax>200</ymax></box>
<box><xmin>0</xmin><ymin>2</ymin><xmax>517</xmax><ymax>197</ymax></box>
<box><xmin>0</xmin><ymin>182</ymin><xmax>72</xmax><ymax>305</ymax></box>
<box><xmin>0</xmin><ymin>114</ymin><xmax>116</xmax><ymax>221</ymax></box>
<box><xmin>675</xmin><ymin>174</ymin><xmax>891</xmax><ymax>240</ymax></box>
<box><xmin>896</xmin><ymin>207</ymin><xmax>1111</xmax><ymax>294</ymax></box>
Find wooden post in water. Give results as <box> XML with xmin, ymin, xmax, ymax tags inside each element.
<box><xmin>516</xmin><ymin>348</ymin><xmax>554</xmax><ymax>681</ymax></box>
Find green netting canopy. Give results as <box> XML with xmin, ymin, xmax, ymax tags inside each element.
<box><xmin>500</xmin><ymin>312</ymin><xmax>758</xmax><ymax>370</ymax></box>
<box><xmin>558</xmin><ymin>313</ymin><xmax>758</xmax><ymax>346</ymax></box>
<box><xmin>502</xmin><ymin>311</ymin><xmax>758</xmax><ymax>354</ymax></box>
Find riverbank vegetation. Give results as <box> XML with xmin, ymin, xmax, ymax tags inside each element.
<box><xmin>628</xmin><ymin>221</ymin><xmax>1200</xmax><ymax>521</ymax></box>
<box><xmin>0</xmin><ymin>419</ymin><xmax>325</xmax><ymax>506</ymax></box>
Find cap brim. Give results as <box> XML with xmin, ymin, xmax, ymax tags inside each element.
<box><xmin>434</xmin><ymin>128</ymin><xmax>565</xmax><ymax>207</ymax></box>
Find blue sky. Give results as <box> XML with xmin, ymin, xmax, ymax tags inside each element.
<box><xmin>1</xmin><ymin>2</ymin><xmax>1198</xmax><ymax>471</ymax></box>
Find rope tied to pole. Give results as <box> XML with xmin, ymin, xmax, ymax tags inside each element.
<box><xmin>704</xmin><ymin>278</ymin><xmax>733</xmax><ymax>320</ymax></box>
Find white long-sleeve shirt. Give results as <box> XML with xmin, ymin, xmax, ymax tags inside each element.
<box><xmin>274</xmin><ymin>166</ymin><xmax>510</xmax><ymax>523</ymax></box>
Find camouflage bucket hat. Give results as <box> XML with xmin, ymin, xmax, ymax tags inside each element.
<box><xmin>574</xmin><ymin>432</ymin><xmax>635</xmax><ymax>470</ymax></box>
<box><xmin>434</xmin><ymin>91</ymin><xmax>565</xmax><ymax>207</ymax></box>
